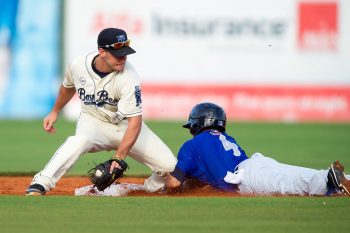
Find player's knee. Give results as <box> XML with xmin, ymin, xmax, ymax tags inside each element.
<box><xmin>67</xmin><ymin>135</ymin><xmax>90</xmax><ymax>144</ymax></box>
<box><xmin>161</xmin><ymin>154</ymin><xmax>177</xmax><ymax>172</ymax></box>
<box><xmin>65</xmin><ymin>135</ymin><xmax>92</xmax><ymax>152</ymax></box>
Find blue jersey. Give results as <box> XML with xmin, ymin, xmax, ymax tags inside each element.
<box><xmin>174</xmin><ymin>130</ymin><xmax>248</xmax><ymax>191</ymax></box>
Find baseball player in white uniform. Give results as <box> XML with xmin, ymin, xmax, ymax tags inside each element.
<box><xmin>26</xmin><ymin>28</ymin><xmax>177</xmax><ymax>195</ymax></box>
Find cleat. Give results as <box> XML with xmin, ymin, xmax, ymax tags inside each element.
<box><xmin>26</xmin><ymin>184</ymin><xmax>46</xmax><ymax>196</ymax></box>
<box><xmin>327</xmin><ymin>161</ymin><xmax>350</xmax><ymax>196</ymax></box>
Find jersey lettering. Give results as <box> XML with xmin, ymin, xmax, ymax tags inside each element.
<box><xmin>219</xmin><ymin>134</ymin><xmax>241</xmax><ymax>157</ymax></box>
<box><xmin>77</xmin><ymin>88</ymin><xmax>118</xmax><ymax>107</ymax></box>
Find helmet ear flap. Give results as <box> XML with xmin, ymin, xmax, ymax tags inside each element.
<box><xmin>188</xmin><ymin>116</ymin><xmax>205</xmax><ymax>135</ymax></box>
<box><xmin>189</xmin><ymin>123</ymin><xmax>202</xmax><ymax>135</ymax></box>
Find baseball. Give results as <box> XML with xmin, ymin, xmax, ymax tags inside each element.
<box><xmin>95</xmin><ymin>169</ymin><xmax>103</xmax><ymax>177</ymax></box>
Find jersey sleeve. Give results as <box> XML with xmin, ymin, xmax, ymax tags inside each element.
<box><xmin>171</xmin><ymin>141</ymin><xmax>195</xmax><ymax>182</ymax></box>
<box><xmin>62</xmin><ymin>62</ymin><xmax>75</xmax><ymax>88</ymax></box>
<box><xmin>117</xmin><ymin>73</ymin><xmax>142</xmax><ymax>118</ymax></box>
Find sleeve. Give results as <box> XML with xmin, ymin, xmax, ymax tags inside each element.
<box><xmin>171</xmin><ymin>141</ymin><xmax>195</xmax><ymax>182</ymax></box>
<box><xmin>117</xmin><ymin>73</ymin><xmax>142</xmax><ymax>118</ymax></box>
<box><xmin>62</xmin><ymin>62</ymin><xmax>75</xmax><ymax>88</ymax></box>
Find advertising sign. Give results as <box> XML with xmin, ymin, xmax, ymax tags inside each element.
<box><xmin>64</xmin><ymin>0</ymin><xmax>350</xmax><ymax>121</ymax></box>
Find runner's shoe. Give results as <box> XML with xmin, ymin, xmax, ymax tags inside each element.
<box><xmin>327</xmin><ymin>161</ymin><xmax>350</xmax><ymax>196</ymax></box>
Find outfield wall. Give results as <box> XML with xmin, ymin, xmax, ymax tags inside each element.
<box><xmin>64</xmin><ymin>0</ymin><xmax>350</xmax><ymax>86</ymax></box>
<box><xmin>141</xmin><ymin>84</ymin><xmax>350</xmax><ymax>122</ymax></box>
<box><xmin>63</xmin><ymin>0</ymin><xmax>350</xmax><ymax>122</ymax></box>
<box><xmin>1</xmin><ymin>0</ymin><xmax>348</xmax><ymax>121</ymax></box>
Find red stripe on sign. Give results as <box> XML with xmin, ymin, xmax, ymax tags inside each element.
<box><xmin>141</xmin><ymin>84</ymin><xmax>350</xmax><ymax>122</ymax></box>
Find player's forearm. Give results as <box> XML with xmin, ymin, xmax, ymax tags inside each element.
<box><xmin>113</xmin><ymin>115</ymin><xmax>142</xmax><ymax>160</ymax></box>
<box><xmin>51</xmin><ymin>85</ymin><xmax>76</xmax><ymax>113</ymax></box>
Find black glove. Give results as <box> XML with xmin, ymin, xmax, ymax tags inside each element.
<box><xmin>88</xmin><ymin>159</ymin><xmax>128</xmax><ymax>191</ymax></box>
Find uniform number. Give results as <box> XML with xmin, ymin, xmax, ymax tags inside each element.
<box><xmin>219</xmin><ymin>134</ymin><xmax>241</xmax><ymax>157</ymax></box>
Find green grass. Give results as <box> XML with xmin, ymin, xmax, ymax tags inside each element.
<box><xmin>1</xmin><ymin>120</ymin><xmax>350</xmax><ymax>233</ymax></box>
<box><xmin>1</xmin><ymin>196</ymin><xmax>349</xmax><ymax>233</ymax></box>
<box><xmin>0</xmin><ymin>120</ymin><xmax>349</xmax><ymax>175</ymax></box>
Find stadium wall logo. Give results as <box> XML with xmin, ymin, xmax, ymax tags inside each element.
<box><xmin>152</xmin><ymin>13</ymin><xmax>287</xmax><ymax>38</ymax></box>
<box><xmin>298</xmin><ymin>1</ymin><xmax>338</xmax><ymax>51</ymax></box>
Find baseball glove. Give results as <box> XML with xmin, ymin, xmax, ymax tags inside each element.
<box><xmin>88</xmin><ymin>158</ymin><xmax>128</xmax><ymax>191</ymax></box>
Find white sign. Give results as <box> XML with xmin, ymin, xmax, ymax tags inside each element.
<box><xmin>64</xmin><ymin>0</ymin><xmax>350</xmax><ymax>86</ymax></box>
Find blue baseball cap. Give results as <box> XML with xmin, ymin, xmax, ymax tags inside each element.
<box><xmin>97</xmin><ymin>28</ymin><xmax>136</xmax><ymax>57</ymax></box>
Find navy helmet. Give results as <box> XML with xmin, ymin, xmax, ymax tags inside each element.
<box><xmin>183</xmin><ymin>102</ymin><xmax>226</xmax><ymax>135</ymax></box>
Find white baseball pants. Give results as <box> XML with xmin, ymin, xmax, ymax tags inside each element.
<box><xmin>31</xmin><ymin>113</ymin><xmax>177</xmax><ymax>193</ymax></box>
<box><xmin>226</xmin><ymin>153</ymin><xmax>330</xmax><ymax>196</ymax></box>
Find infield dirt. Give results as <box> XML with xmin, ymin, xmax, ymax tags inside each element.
<box><xmin>0</xmin><ymin>176</ymin><xmax>240</xmax><ymax>197</ymax></box>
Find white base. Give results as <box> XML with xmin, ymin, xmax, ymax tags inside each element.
<box><xmin>74</xmin><ymin>183</ymin><xmax>145</xmax><ymax>196</ymax></box>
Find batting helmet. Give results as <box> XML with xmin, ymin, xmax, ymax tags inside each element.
<box><xmin>183</xmin><ymin>102</ymin><xmax>226</xmax><ymax>135</ymax></box>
